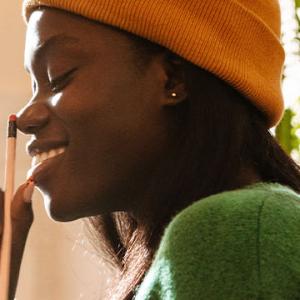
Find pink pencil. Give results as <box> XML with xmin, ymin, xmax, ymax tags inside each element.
<box><xmin>0</xmin><ymin>114</ymin><xmax>17</xmax><ymax>300</ymax></box>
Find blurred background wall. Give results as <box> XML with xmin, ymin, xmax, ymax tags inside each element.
<box><xmin>0</xmin><ymin>2</ymin><xmax>115</xmax><ymax>299</ymax></box>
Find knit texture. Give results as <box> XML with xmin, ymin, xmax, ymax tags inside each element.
<box><xmin>22</xmin><ymin>0</ymin><xmax>285</xmax><ymax>129</ymax></box>
<box><xmin>134</xmin><ymin>182</ymin><xmax>300</xmax><ymax>299</ymax></box>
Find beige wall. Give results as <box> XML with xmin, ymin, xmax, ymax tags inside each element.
<box><xmin>0</xmin><ymin>2</ymin><xmax>115</xmax><ymax>299</ymax></box>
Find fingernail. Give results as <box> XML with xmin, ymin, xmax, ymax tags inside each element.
<box><xmin>23</xmin><ymin>181</ymin><xmax>35</xmax><ymax>203</ymax></box>
<box><xmin>28</xmin><ymin>176</ymin><xmax>35</xmax><ymax>183</ymax></box>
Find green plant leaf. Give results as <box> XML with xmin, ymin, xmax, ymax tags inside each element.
<box><xmin>275</xmin><ymin>109</ymin><xmax>295</xmax><ymax>154</ymax></box>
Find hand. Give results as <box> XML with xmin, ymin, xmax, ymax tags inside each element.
<box><xmin>0</xmin><ymin>182</ymin><xmax>35</xmax><ymax>300</ymax></box>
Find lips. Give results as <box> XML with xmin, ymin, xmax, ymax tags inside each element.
<box><xmin>27</xmin><ymin>139</ymin><xmax>69</xmax><ymax>157</ymax></box>
<box><xmin>26</xmin><ymin>139</ymin><xmax>69</xmax><ymax>182</ymax></box>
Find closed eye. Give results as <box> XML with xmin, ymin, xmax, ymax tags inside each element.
<box><xmin>48</xmin><ymin>68</ymin><xmax>77</xmax><ymax>93</ymax></box>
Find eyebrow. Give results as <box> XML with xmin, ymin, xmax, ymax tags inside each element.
<box><xmin>24</xmin><ymin>34</ymin><xmax>80</xmax><ymax>73</ymax></box>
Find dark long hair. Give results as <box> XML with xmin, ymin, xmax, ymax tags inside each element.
<box><xmin>83</xmin><ymin>30</ymin><xmax>300</xmax><ymax>300</ymax></box>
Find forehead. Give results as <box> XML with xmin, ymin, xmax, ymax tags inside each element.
<box><xmin>25</xmin><ymin>8</ymin><xmax>132</xmax><ymax>61</ymax></box>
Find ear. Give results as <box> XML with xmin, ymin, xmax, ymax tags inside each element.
<box><xmin>160</xmin><ymin>52</ymin><xmax>188</xmax><ymax>106</ymax></box>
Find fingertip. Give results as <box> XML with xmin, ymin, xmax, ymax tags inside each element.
<box><xmin>28</xmin><ymin>176</ymin><xmax>35</xmax><ymax>184</ymax></box>
<box><xmin>10</xmin><ymin>181</ymin><xmax>35</xmax><ymax>224</ymax></box>
<box><xmin>14</xmin><ymin>180</ymin><xmax>34</xmax><ymax>201</ymax></box>
<box><xmin>23</xmin><ymin>181</ymin><xmax>35</xmax><ymax>203</ymax></box>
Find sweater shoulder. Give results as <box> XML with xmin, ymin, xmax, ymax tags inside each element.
<box><xmin>161</xmin><ymin>182</ymin><xmax>300</xmax><ymax>246</ymax></box>
<box><xmin>134</xmin><ymin>182</ymin><xmax>300</xmax><ymax>299</ymax></box>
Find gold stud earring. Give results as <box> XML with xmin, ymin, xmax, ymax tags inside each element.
<box><xmin>171</xmin><ymin>92</ymin><xmax>177</xmax><ymax>98</ymax></box>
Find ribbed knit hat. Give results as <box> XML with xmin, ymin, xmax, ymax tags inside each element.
<box><xmin>22</xmin><ymin>0</ymin><xmax>285</xmax><ymax>128</ymax></box>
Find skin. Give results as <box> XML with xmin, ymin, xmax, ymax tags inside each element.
<box><xmin>17</xmin><ymin>8</ymin><xmax>187</xmax><ymax>222</ymax></box>
<box><xmin>0</xmin><ymin>186</ymin><xmax>34</xmax><ymax>299</ymax></box>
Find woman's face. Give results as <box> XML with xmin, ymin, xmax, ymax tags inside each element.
<box><xmin>18</xmin><ymin>8</ymin><xmax>177</xmax><ymax>221</ymax></box>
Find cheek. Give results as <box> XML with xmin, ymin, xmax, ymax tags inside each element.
<box><xmin>48</xmin><ymin>67</ymin><xmax>169</xmax><ymax>212</ymax></box>
<box><xmin>52</xmin><ymin>64</ymin><xmax>151</xmax><ymax>143</ymax></box>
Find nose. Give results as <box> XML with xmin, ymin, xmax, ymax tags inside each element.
<box><xmin>17</xmin><ymin>102</ymin><xmax>50</xmax><ymax>134</ymax></box>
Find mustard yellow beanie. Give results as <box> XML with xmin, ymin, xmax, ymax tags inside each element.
<box><xmin>22</xmin><ymin>0</ymin><xmax>285</xmax><ymax>129</ymax></box>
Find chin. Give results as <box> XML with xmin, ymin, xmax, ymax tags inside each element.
<box><xmin>41</xmin><ymin>192</ymin><xmax>82</xmax><ymax>222</ymax></box>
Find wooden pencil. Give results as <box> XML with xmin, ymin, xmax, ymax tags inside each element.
<box><xmin>0</xmin><ymin>114</ymin><xmax>17</xmax><ymax>300</ymax></box>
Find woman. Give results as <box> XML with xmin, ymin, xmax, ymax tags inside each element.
<box><xmin>1</xmin><ymin>0</ymin><xmax>300</xmax><ymax>299</ymax></box>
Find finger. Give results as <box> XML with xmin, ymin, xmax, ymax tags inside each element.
<box><xmin>9</xmin><ymin>181</ymin><xmax>35</xmax><ymax>300</ymax></box>
<box><xmin>11</xmin><ymin>180</ymin><xmax>35</xmax><ymax>232</ymax></box>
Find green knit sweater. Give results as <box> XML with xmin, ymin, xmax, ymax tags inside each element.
<box><xmin>134</xmin><ymin>182</ymin><xmax>300</xmax><ymax>299</ymax></box>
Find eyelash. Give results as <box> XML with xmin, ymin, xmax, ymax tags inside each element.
<box><xmin>48</xmin><ymin>68</ymin><xmax>77</xmax><ymax>93</ymax></box>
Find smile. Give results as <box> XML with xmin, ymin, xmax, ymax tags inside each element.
<box><xmin>27</xmin><ymin>146</ymin><xmax>67</xmax><ymax>182</ymax></box>
<box><xmin>31</xmin><ymin>147</ymin><xmax>66</xmax><ymax>167</ymax></box>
